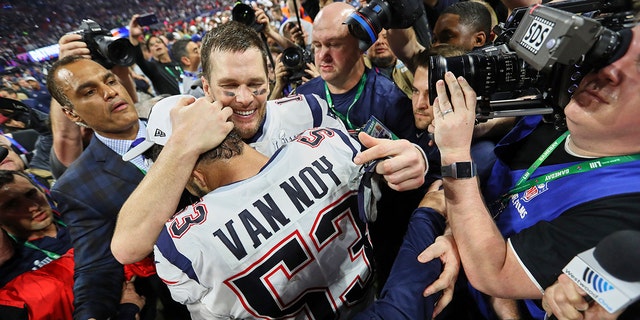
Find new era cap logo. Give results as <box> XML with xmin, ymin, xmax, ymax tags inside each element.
<box><xmin>154</xmin><ymin>128</ymin><xmax>166</xmax><ymax>138</ymax></box>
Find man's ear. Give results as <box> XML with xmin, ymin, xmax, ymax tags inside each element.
<box><xmin>201</xmin><ymin>76</ymin><xmax>214</xmax><ymax>101</ymax></box>
<box><xmin>61</xmin><ymin>106</ymin><xmax>83</xmax><ymax>123</ymax></box>
<box><xmin>473</xmin><ymin>31</ymin><xmax>487</xmax><ymax>48</ymax></box>
<box><xmin>181</xmin><ymin>56</ymin><xmax>191</xmax><ymax>68</ymax></box>
<box><xmin>186</xmin><ymin>169</ymin><xmax>209</xmax><ymax>198</ymax></box>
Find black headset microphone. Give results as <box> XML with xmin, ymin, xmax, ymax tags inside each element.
<box><xmin>547</xmin><ymin>230</ymin><xmax>640</xmax><ymax>319</ymax></box>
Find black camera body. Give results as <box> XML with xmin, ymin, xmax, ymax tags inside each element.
<box><xmin>281</xmin><ymin>46</ymin><xmax>314</xmax><ymax>84</ymax></box>
<box><xmin>68</xmin><ymin>19</ymin><xmax>136</xmax><ymax>69</ymax></box>
<box><xmin>428</xmin><ymin>0</ymin><xmax>636</xmax><ymax>122</ymax></box>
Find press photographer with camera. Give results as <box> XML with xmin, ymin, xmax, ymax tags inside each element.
<box><xmin>242</xmin><ymin>2</ymin><xmax>318</xmax><ymax>97</ymax></box>
<box><xmin>418</xmin><ymin>3</ymin><xmax>640</xmax><ymax>319</ymax></box>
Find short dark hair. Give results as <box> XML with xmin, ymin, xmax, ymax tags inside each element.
<box><xmin>46</xmin><ymin>55</ymin><xmax>89</xmax><ymax>109</ymax></box>
<box><xmin>171</xmin><ymin>39</ymin><xmax>191</xmax><ymax>66</ymax></box>
<box><xmin>443</xmin><ymin>1</ymin><xmax>492</xmax><ymax>37</ymax></box>
<box><xmin>0</xmin><ymin>87</ymin><xmax>16</xmax><ymax>95</ymax></box>
<box><xmin>200</xmin><ymin>21</ymin><xmax>269</xmax><ymax>81</ymax></box>
<box><xmin>145</xmin><ymin>35</ymin><xmax>166</xmax><ymax>48</ymax></box>
<box><xmin>0</xmin><ymin>170</ymin><xmax>36</xmax><ymax>190</ymax></box>
<box><xmin>145</xmin><ymin>130</ymin><xmax>245</xmax><ymax>166</ymax></box>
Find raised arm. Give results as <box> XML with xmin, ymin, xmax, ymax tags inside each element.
<box><xmin>111</xmin><ymin>97</ymin><xmax>233</xmax><ymax>264</ymax></box>
<box><xmin>430</xmin><ymin>72</ymin><xmax>540</xmax><ymax>298</ymax></box>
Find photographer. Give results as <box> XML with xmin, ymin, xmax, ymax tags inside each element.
<box><xmin>252</xmin><ymin>3</ymin><xmax>318</xmax><ymax>97</ymax></box>
<box><xmin>420</xmin><ymin>20</ymin><xmax>640</xmax><ymax>320</ymax></box>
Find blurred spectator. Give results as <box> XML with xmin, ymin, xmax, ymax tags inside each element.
<box><xmin>21</xmin><ymin>77</ymin><xmax>51</xmax><ymax>114</ymax></box>
<box><xmin>0</xmin><ymin>87</ymin><xmax>39</xmax><ymax>112</ymax></box>
<box><xmin>0</xmin><ymin>170</ymin><xmax>69</xmax><ymax>287</ymax></box>
<box><xmin>170</xmin><ymin>39</ymin><xmax>204</xmax><ymax>97</ymax></box>
<box><xmin>364</xmin><ymin>29</ymin><xmax>414</xmax><ymax>97</ymax></box>
<box><xmin>128</xmin><ymin>15</ymin><xmax>183</xmax><ymax>96</ymax></box>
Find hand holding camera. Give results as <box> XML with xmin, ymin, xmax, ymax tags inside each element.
<box><xmin>67</xmin><ymin>19</ymin><xmax>136</xmax><ymax>69</ymax></box>
<box><xmin>59</xmin><ymin>33</ymin><xmax>91</xmax><ymax>60</ymax></box>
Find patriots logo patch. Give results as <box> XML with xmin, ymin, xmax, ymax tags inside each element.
<box><xmin>522</xmin><ymin>183</ymin><xmax>548</xmax><ymax>202</ymax></box>
<box><xmin>154</xmin><ymin>128</ymin><xmax>166</xmax><ymax>137</ymax></box>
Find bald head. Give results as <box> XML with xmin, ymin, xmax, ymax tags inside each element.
<box><xmin>314</xmin><ymin>2</ymin><xmax>356</xmax><ymax>36</ymax></box>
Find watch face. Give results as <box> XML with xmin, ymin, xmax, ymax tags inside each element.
<box><xmin>442</xmin><ymin>162</ymin><xmax>477</xmax><ymax>179</ymax></box>
<box><xmin>456</xmin><ymin>162</ymin><xmax>473</xmax><ymax>177</ymax></box>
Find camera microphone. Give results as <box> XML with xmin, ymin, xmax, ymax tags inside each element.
<box><xmin>561</xmin><ymin>230</ymin><xmax>640</xmax><ymax>314</ymax></box>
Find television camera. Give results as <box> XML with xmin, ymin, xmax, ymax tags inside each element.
<box><xmin>346</xmin><ymin>0</ymin><xmax>637</xmax><ymax>124</ymax></box>
<box><xmin>428</xmin><ymin>0</ymin><xmax>637</xmax><ymax>123</ymax></box>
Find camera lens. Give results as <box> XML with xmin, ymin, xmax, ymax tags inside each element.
<box><xmin>429</xmin><ymin>51</ymin><xmax>543</xmax><ymax>103</ymax></box>
<box><xmin>107</xmin><ymin>38</ymin><xmax>135</xmax><ymax>66</ymax></box>
<box><xmin>282</xmin><ymin>47</ymin><xmax>302</xmax><ymax>69</ymax></box>
<box><xmin>94</xmin><ymin>36</ymin><xmax>135</xmax><ymax>66</ymax></box>
<box><xmin>232</xmin><ymin>3</ymin><xmax>264</xmax><ymax>32</ymax></box>
<box><xmin>232</xmin><ymin>3</ymin><xmax>255</xmax><ymax>25</ymax></box>
<box><xmin>344</xmin><ymin>0</ymin><xmax>391</xmax><ymax>51</ymax></box>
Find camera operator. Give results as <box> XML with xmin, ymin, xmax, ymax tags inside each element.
<box><xmin>420</xmin><ymin>19</ymin><xmax>640</xmax><ymax>320</ymax></box>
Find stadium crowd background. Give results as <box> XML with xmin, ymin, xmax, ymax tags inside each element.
<box><xmin>0</xmin><ymin>0</ymin><xmax>237</xmax><ymax>76</ymax></box>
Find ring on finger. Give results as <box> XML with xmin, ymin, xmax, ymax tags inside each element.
<box><xmin>441</xmin><ymin>109</ymin><xmax>454</xmax><ymax>116</ymax></box>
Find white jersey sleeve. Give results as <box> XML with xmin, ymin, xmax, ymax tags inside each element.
<box><xmin>154</xmin><ymin>128</ymin><xmax>379</xmax><ymax>319</ymax></box>
<box><xmin>249</xmin><ymin>94</ymin><xmax>348</xmax><ymax>156</ymax></box>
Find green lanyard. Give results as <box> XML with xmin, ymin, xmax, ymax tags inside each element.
<box><xmin>324</xmin><ymin>73</ymin><xmax>367</xmax><ymax>130</ymax></box>
<box><xmin>164</xmin><ymin>65</ymin><xmax>184</xmax><ymax>82</ymax></box>
<box><xmin>507</xmin><ymin>131</ymin><xmax>640</xmax><ymax>196</ymax></box>
<box><xmin>7</xmin><ymin>219</ymin><xmax>67</xmax><ymax>260</ymax></box>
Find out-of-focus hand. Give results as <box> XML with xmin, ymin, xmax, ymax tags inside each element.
<box><xmin>274</xmin><ymin>54</ymin><xmax>288</xmax><ymax>85</ymax></box>
<box><xmin>59</xmin><ymin>33</ymin><xmax>91</xmax><ymax>59</ymax></box>
<box><xmin>120</xmin><ymin>280</ymin><xmax>145</xmax><ymax>310</ymax></box>
<box><xmin>417</xmin><ymin>231</ymin><xmax>460</xmax><ymax>318</ymax></box>
<box><xmin>128</xmin><ymin>14</ymin><xmax>144</xmax><ymax>44</ymax></box>
<box><xmin>302</xmin><ymin>62</ymin><xmax>319</xmax><ymax>83</ymax></box>
<box><xmin>288</xmin><ymin>24</ymin><xmax>306</xmax><ymax>47</ymax></box>
<box><xmin>542</xmin><ymin>274</ymin><xmax>624</xmax><ymax>320</ymax></box>
<box><xmin>168</xmin><ymin>97</ymin><xmax>234</xmax><ymax>156</ymax></box>
<box><xmin>418</xmin><ymin>180</ymin><xmax>445</xmax><ymax>215</ymax></box>
<box><xmin>428</xmin><ymin>72</ymin><xmax>476</xmax><ymax>162</ymax></box>
<box><xmin>353</xmin><ymin>132</ymin><xmax>426</xmax><ymax>191</ymax></box>
<box><xmin>254</xmin><ymin>5</ymin><xmax>270</xmax><ymax>32</ymax></box>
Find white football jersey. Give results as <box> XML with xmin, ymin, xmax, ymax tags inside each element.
<box><xmin>154</xmin><ymin>128</ymin><xmax>378</xmax><ymax>319</ymax></box>
<box><xmin>248</xmin><ymin>94</ymin><xmax>347</xmax><ymax>156</ymax></box>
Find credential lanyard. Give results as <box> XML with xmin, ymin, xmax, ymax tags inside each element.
<box><xmin>7</xmin><ymin>219</ymin><xmax>67</xmax><ymax>260</ymax></box>
<box><xmin>324</xmin><ymin>73</ymin><xmax>367</xmax><ymax>130</ymax></box>
<box><xmin>507</xmin><ymin>131</ymin><xmax>640</xmax><ymax>196</ymax></box>
<box><xmin>164</xmin><ymin>65</ymin><xmax>184</xmax><ymax>82</ymax></box>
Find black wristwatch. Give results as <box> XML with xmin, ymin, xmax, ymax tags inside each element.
<box><xmin>441</xmin><ymin>161</ymin><xmax>477</xmax><ymax>179</ymax></box>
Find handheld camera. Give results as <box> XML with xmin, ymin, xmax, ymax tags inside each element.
<box><xmin>68</xmin><ymin>19</ymin><xmax>136</xmax><ymax>69</ymax></box>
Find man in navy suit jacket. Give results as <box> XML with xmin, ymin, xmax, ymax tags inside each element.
<box><xmin>45</xmin><ymin>56</ymin><xmax>227</xmax><ymax>319</ymax></box>
<box><xmin>46</xmin><ymin>56</ymin><xmax>147</xmax><ymax>319</ymax></box>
